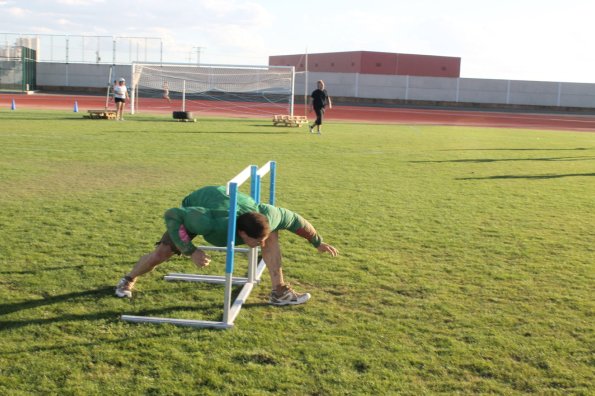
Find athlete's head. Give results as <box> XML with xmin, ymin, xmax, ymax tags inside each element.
<box><xmin>237</xmin><ymin>212</ymin><xmax>271</xmax><ymax>247</ymax></box>
<box><xmin>317</xmin><ymin>80</ymin><xmax>325</xmax><ymax>89</ymax></box>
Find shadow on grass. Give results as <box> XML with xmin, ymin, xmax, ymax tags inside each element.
<box><xmin>157</xmin><ymin>130</ymin><xmax>292</xmax><ymax>135</ymax></box>
<box><xmin>0</xmin><ymin>333</ymin><xmax>150</xmax><ymax>355</ymax></box>
<box><xmin>100</xmin><ymin>128</ymin><xmax>292</xmax><ymax>135</ymax></box>
<box><xmin>241</xmin><ymin>301</ymin><xmax>272</xmax><ymax>309</ymax></box>
<box><xmin>457</xmin><ymin>173</ymin><xmax>595</xmax><ymax>180</ymax></box>
<box><xmin>439</xmin><ymin>147</ymin><xmax>591</xmax><ymax>151</ymax></box>
<box><xmin>128</xmin><ymin>120</ymin><xmax>280</xmax><ymax>129</ymax></box>
<box><xmin>0</xmin><ymin>307</ymin><xmax>220</xmax><ymax>331</ymax></box>
<box><xmin>0</xmin><ymin>286</ymin><xmax>227</xmax><ymax>330</ymax></box>
<box><xmin>1</xmin><ymin>116</ymin><xmax>84</xmax><ymax>121</ymax></box>
<box><xmin>0</xmin><ymin>264</ymin><xmax>94</xmax><ymax>275</ymax></box>
<box><xmin>411</xmin><ymin>156</ymin><xmax>595</xmax><ymax>163</ymax></box>
<box><xmin>0</xmin><ymin>286</ymin><xmax>115</xmax><ymax>317</ymax></box>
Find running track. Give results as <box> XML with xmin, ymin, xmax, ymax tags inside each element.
<box><xmin>2</xmin><ymin>92</ymin><xmax>595</xmax><ymax>132</ymax></box>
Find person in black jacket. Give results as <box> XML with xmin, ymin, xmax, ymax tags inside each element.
<box><xmin>309</xmin><ymin>80</ymin><xmax>332</xmax><ymax>134</ymax></box>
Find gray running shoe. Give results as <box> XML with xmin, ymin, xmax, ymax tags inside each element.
<box><xmin>115</xmin><ymin>276</ymin><xmax>136</xmax><ymax>298</ymax></box>
<box><xmin>269</xmin><ymin>284</ymin><xmax>311</xmax><ymax>306</ymax></box>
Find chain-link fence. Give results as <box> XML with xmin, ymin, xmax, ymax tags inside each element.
<box><xmin>0</xmin><ymin>46</ymin><xmax>36</xmax><ymax>91</ymax></box>
<box><xmin>0</xmin><ymin>33</ymin><xmax>162</xmax><ymax>64</ymax></box>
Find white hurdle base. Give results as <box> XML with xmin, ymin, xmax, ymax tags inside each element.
<box><xmin>190</xmin><ymin>245</ymin><xmax>251</xmax><ymax>253</ymax></box>
<box><xmin>164</xmin><ymin>274</ymin><xmax>249</xmax><ymax>285</ymax></box>
<box><xmin>119</xmin><ymin>315</ymin><xmax>234</xmax><ymax>329</ymax></box>
<box><xmin>165</xmin><ymin>259</ymin><xmax>266</xmax><ymax>285</ymax></box>
<box><xmin>162</xmin><ymin>245</ymin><xmax>260</xmax><ymax>285</ymax></box>
<box><xmin>120</xmin><ymin>259</ymin><xmax>267</xmax><ymax>329</ymax></box>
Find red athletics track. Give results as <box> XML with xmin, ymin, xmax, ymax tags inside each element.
<box><xmin>2</xmin><ymin>92</ymin><xmax>595</xmax><ymax>132</ymax></box>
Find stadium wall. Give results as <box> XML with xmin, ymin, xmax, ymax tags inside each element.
<box><xmin>34</xmin><ymin>62</ymin><xmax>595</xmax><ymax>110</ymax></box>
<box><xmin>295</xmin><ymin>72</ymin><xmax>595</xmax><ymax>110</ymax></box>
<box><xmin>36</xmin><ymin>62</ymin><xmax>130</xmax><ymax>93</ymax></box>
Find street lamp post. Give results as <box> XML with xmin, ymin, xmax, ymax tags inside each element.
<box><xmin>192</xmin><ymin>46</ymin><xmax>203</xmax><ymax>64</ymax></box>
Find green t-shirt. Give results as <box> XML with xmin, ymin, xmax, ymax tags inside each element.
<box><xmin>164</xmin><ymin>186</ymin><xmax>322</xmax><ymax>255</ymax></box>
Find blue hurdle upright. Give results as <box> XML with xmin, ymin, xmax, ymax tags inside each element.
<box><xmin>121</xmin><ymin>161</ymin><xmax>277</xmax><ymax>329</ymax></box>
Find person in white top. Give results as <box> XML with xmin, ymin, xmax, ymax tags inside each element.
<box><xmin>113</xmin><ymin>77</ymin><xmax>129</xmax><ymax>120</ymax></box>
<box><xmin>163</xmin><ymin>81</ymin><xmax>171</xmax><ymax>103</ymax></box>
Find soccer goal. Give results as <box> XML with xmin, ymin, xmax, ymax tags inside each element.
<box><xmin>131</xmin><ymin>62</ymin><xmax>295</xmax><ymax>117</ymax></box>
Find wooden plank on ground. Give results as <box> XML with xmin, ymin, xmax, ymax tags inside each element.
<box><xmin>272</xmin><ymin>115</ymin><xmax>308</xmax><ymax>127</ymax></box>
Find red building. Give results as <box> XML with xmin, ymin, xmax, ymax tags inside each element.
<box><xmin>269</xmin><ymin>50</ymin><xmax>460</xmax><ymax>78</ymax></box>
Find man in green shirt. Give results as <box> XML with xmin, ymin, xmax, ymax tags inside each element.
<box><xmin>116</xmin><ymin>186</ymin><xmax>338</xmax><ymax>305</ymax></box>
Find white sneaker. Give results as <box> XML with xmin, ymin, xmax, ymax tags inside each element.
<box><xmin>269</xmin><ymin>284</ymin><xmax>311</xmax><ymax>306</ymax></box>
<box><xmin>115</xmin><ymin>276</ymin><xmax>136</xmax><ymax>298</ymax></box>
<box><xmin>309</xmin><ymin>125</ymin><xmax>314</xmax><ymax>133</ymax></box>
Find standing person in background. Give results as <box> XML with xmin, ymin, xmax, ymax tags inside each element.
<box><xmin>162</xmin><ymin>81</ymin><xmax>171</xmax><ymax>103</ymax></box>
<box><xmin>309</xmin><ymin>80</ymin><xmax>332</xmax><ymax>134</ymax></box>
<box><xmin>113</xmin><ymin>77</ymin><xmax>129</xmax><ymax>121</ymax></box>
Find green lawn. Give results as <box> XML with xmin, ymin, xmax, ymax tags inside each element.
<box><xmin>0</xmin><ymin>110</ymin><xmax>593</xmax><ymax>395</ymax></box>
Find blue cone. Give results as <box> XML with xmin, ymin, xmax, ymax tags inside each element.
<box><xmin>11</xmin><ymin>99</ymin><xmax>16</xmax><ymax>110</ymax></box>
<box><xmin>73</xmin><ymin>101</ymin><xmax>79</xmax><ymax>112</ymax></box>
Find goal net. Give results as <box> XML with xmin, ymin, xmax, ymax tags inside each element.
<box><xmin>131</xmin><ymin>62</ymin><xmax>295</xmax><ymax>117</ymax></box>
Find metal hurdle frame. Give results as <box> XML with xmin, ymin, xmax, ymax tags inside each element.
<box><xmin>121</xmin><ymin>161</ymin><xmax>277</xmax><ymax>329</ymax></box>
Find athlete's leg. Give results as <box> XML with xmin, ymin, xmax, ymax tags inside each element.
<box><xmin>261</xmin><ymin>231</ymin><xmax>284</xmax><ymax>288</ymax></box>
<box><xmin>127</xmin><ymin>242</ymin><xmax>176</xmax><ymax>280</ymax></box>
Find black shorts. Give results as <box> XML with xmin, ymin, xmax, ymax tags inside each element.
<box><xmin>115</xmin><ymin>97</ymin><xmax>126</xmax><ymax>103</ymax></box>
<box><xmin>156</xmin><ymin>231</ymin><xmax>197</xmax><ymax>255</ymax></box>
<box><xmin>314</xmin><ymin>106</ymin><xmax>325</xmax><ymax>125</ymax></box>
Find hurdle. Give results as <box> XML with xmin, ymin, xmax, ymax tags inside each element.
<box><xmin>121</xmin><ymin>161</ymin><xmax>277</xmax><ymax>329</ymax></box>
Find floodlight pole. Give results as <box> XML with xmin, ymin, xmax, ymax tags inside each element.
<box><xmin>305</xmin><ymin>48</ymin><xmax>309</xmax><ymax>117</ymax></box>
<box><xmin>192</xmin><ymin>46</ymin><xmax>203</xmax><ymax>65</ymax></box>
<box><xmin>290</xmin><ymin>66</ymin><xmax>295</xmax><ymax>117</ymax></box>
<box><xmin>182</xmin><ymin>80</ymin><xmax>186</xmax><ymax>112</ymax></box>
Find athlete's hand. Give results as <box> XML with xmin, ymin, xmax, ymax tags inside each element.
<box><xmin>317</xmin><ymin>243</ymin><xmax>338</xmax><ymax>257</ymax></box>
<box><xmin>191</xmin><ymin>249</ymin><xmax>211</xmax><ymax>268</ymax></box>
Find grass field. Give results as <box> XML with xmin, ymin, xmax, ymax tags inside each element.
<box><xmin>0</xmin><ymin>109</ymin><xmax>593</xmax><ymax>395</ymax></box>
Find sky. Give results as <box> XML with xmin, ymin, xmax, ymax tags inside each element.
<box><xmin>2</xmin><ymin>0</ymin><xmax>595</xmax><ymax>83</ymax></box>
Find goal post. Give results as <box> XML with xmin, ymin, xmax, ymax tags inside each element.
<box><xmin>131</xmin><ymin>62</ymin><xmax>295</xmax><ymax>117</ymax></box>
